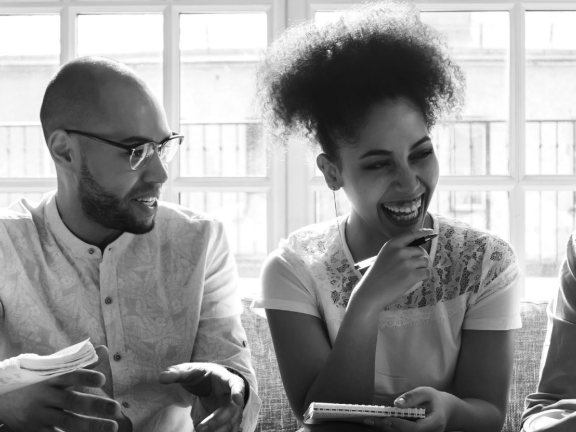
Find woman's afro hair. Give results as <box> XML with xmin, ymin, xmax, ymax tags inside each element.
<box><xmin>257</xmin><ymin>1</ymin><xmax>465</xmax><ymax>160</ymax></box>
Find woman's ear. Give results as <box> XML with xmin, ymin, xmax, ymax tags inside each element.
<box><xmin>317</xmin><ymin>153</ymin><xmax>343</xmax><ymax>191</ymax></box>
<box><xmin>47</xmin><ymin>129</ymin><xmax>78</xmax><ymax>173</ymax></box>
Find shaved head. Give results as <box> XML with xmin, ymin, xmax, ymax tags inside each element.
<box><xmin>39</xmin><ymin>56</ymin><xmax>150</xmax><ymax>141</ymax></box>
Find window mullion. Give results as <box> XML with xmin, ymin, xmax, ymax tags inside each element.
<box><xmin>510</xmin><ymin>3</ymin><xmax>526</xmax><ymax>297</ymax></box>
<box><xmin>164</xmin><ymin>4</ymin><xmax>180</xmax><ymax>204</ymax></box>
<box><xmin>60</xmin><ymin>5</ymin><xmax>76</xmax><ymax>66</ymax></box>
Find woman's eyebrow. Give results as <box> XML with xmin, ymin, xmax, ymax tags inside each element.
<box><xmin>359</xmin><ymin>136</ymin><xmax>432</xmax><ymax>159</ymax></box>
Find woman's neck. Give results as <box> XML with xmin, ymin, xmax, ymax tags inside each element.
<box><xmin>344</xmin><ymin>211</ymin><xmax>433</xmax><ymax>263</ymax></box>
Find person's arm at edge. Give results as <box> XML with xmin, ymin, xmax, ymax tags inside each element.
<box><xmin>522</xmin><ymin>232</ymin><xmax>576</xmax><ymax>427</ymax></box>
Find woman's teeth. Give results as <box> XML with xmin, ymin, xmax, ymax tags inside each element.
<box><xmin>382</xmin><ymin>196</ymin><xmax>422</xmax><ymax>221</ymax></box>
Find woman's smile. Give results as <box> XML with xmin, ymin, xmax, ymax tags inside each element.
<box><xmin>380</xmin><ymin>194</ymin><xmax>424</xmax><ymax>225</ymax></box>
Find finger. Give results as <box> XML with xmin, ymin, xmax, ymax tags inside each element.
<box><xmin>386</xmin><ymin>228</ymin><xmax>435</xmax><ymax>248</ymax></box>
<box><xmin>363</xmin><ymin>417</ymin><xmax>394</xmax><ymax>431</ymax></box>
<box><xmin>85</xmin><ymin>345</ymin><xmax>109</xmax><ymax>370</ymax></box>
<box><xmin>51</xmin><ymin>389</ymin><xmax>121</xmax><ymax>418</ymax></box>
<box><xmin>228</xmin><ymin>375</ymin><xmax>245</xmax><ymax>407</ymax></box>
<box><xmin>49</xmin><ymin>368</ymin><xmax>106</xmax><ymax>389</ymax></box>
<box><xmin>196</xmin><ymin>402</ymin><xmax>242</xmax><ymax>432</ymax></box>
<box><xmin>387</xmin><ymin>417</ymin><xmax>420</xmax><ymax>432</ymax></box>
<box><xmin>158</xmin><ymin>364</ymin><xmax>208</xmax><ymax>385</ymax></box>
<box><xmin>395</xmin><ymin>387</ymin><xmax>432</xmax><ymax>408</ymax></box>
<box><xmin>44</xmin><ymin>407</ymin><xmax>118</xmax><ymax>432</ymax></box>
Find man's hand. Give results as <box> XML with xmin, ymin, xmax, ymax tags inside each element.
<box><xmin>158</xmin><ymin>362</ymin><xmax>245</xmax><ymax>432</ymax></box>
<box><xmin>0</xmin><ymin>345</ymin><xmax>124</xmax><ymax>432</ymax></box>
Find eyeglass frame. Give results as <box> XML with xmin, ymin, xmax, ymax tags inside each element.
<box><xmin>64</xmin><ymin>129</ymin><xmax>185</xmax><ymax>171</ymax></box>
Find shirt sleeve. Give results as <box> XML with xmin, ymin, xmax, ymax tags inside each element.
<box><xmin>251</xmin><ymin>246</ymin><xmax>320</xmax><ymax>319</ymax></box>
<box><xmin>463</xmin><ymin>236</ymin><xmax>522</xmax><ymax>331</ymax></box>
<box><xmin>190</xmin><ymin>220</ymin><xmax>261</xmax><ymax>432</ymax></box>
<box><xmin>522</xmin><ymin>233</ymin><xmax>576</xmax><ymax>426</ymax></box>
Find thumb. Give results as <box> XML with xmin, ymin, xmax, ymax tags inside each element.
<box><xmin>85</xmin><ymin>345</ymin><xmax>109</xmax><ymax>370</ymax></box>
<box><xmin>158</xmin><ymin>364</ymin><xmax>208</xmax><ymax>386</ymax></box>
<box><xmin>394</xmin><ymin>387</ymin><xmax>431</xmax><ymax>408</ymax></box>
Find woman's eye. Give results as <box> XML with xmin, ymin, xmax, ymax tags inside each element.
<box><xmin>365</xmin><ymin>161</ymin><xmax>391</xmax><ymax>170</ymax></box>
<box><xmin>412</xmin><ymin>149</ymin><xmax>434</xmax><ymax>160</ymax></box>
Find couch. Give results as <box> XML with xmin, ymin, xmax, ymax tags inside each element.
<box><xmin>240</xmin><ymin>300</ymin><xmax>549</xmax><ymax>432</ymax></box>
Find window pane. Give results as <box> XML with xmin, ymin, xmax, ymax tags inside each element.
<box><xmin>77</xmin><ymin>14</ymin><xmax>163</xmax><ymax>101</ymax></box>
<box><xmin>180</xmin><ymin>13</ymin><xmax>267</xmax><ymax>177</ymax></box>
<box><xmin>526</xmin><ymin>12</ymin><xmax>576</xmax><ymax>174</ymax></box>
<box><xmin>525</xmin><ymin>191</ymin><xmax>576</xmax><ymax>300</ymax></box>
<box><xmin>179</xmin><ymin>192</ymin><xmax>267</xmax><ymax>295</ymax></box>
<box><xmin>429</xmin><ymin>190</ymin><xmax>510</xmax><ymax>241</ymax></box>
<box><xmin>0</xmin><ymin>15</ymin><xmax>59</xmax><ymax>178</ymax></box>
<box><xmin>421</xmin><ymin>12</ymin><xmax>510</xmax><ymax>175</ymax></box>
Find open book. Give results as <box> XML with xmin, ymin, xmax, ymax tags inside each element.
<box><xmin>0</xmin><ymin>339</ymin><xmax>98</xmax><ymax>395</ymax></box>
<box><xmin>303</xmin><ymin>402</ymin><xmax>426</xmax><ymax>425</ymax></box>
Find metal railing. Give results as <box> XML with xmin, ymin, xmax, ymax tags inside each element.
<box><xmin>2</xmin><ymin>119</ymin><xmax>576</xmax><ymax>277</ymax></box>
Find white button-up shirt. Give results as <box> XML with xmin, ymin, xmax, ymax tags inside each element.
<box><xmin>0</xmin><ymin>192</ymin><xmax>261</xmax><ymax>431</ymax></box>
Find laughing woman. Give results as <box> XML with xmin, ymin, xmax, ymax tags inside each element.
<box><xmin>252</xmin><ymin>2</ymin><xmax>521</xmax><ymax>432</ymax></box>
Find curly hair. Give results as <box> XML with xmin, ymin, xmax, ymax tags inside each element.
<box><xmin>257</xmin><ymin>1</ymin><xmax>465</xmax><ymax>162</ymax></box>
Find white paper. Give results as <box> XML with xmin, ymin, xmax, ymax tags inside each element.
<box><xmin>0</xmin><ymin>339</ymin><xmax>98</xmax><ymax>395</ymax></box>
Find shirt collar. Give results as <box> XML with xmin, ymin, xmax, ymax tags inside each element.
<box><xmin>45</xmin><ymin>192</ymin><xmax>135</xmax><ymax>257</ymax></box>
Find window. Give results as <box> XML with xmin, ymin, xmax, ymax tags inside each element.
<box><xmin>2</xmin><ymin>0</ymin><xmax>576</xmax><ymax>301</ymax></box>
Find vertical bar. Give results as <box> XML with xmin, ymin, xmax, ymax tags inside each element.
<box><xmin>485</xmin><ymin>121</ymin><xmax>491</xmax><ymax>175</ymax></box>
<box><xmin>164</xmin><ymin>5</ymin><xmax>180</xmax><ymax>203</ymax></box>
<box><xmin>556</xmin><ymin>121</ymin><xmax>559</xmax><ymax>175</ymax></box>
<box><xmin>510</xmin><ymin>4</ymin><xmax>526</xmax><ymax>297</ymax></box>
<box><xmin>539</xmin><ymin>121</ymin><xmax>542</xmax><ymax>174</ymax></box>
<box><xmin>469</xmin><ymin>122</ymin><xmax>474</xmax><ymax>175</ymax></box>
<box><xmin>219</xmin><ymin>124</ymin><xmax>223</xmax><ymax>176</ymax></box>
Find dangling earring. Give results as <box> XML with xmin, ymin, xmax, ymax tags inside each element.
<box><xmin>331</xmin><ymin>186</ymin><xmax>339</xmax><ymax>218</ymax></box>
<box><xmin>332</xmin><ymin>185</ymin><xmax>345</xmax><ymax>247</ymax></box>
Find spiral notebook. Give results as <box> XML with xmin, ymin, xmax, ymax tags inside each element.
<box><xmin>303</xmin><ymin>402</ymin><xmax>426</xmax><ymax>425</ymax></box>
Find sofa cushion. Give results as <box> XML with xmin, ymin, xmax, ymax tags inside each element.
<box><xmin>241</xmin><ymin>299</ymin><xmax>298</xmax><ymax>432</ymax></box>
<box><xmin>503</xmin><ymin>301</ymin><xmax>548</xmax><ymax>432</ymax></box>
<box><xmin>242</xmin><ymin>299</ymin><xmax>550</xmax><ymax>432</ymax></box>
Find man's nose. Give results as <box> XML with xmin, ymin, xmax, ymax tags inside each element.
<box><xmin>142</xmin><ymin>148</ymin><xmax>169</xmax><ymax>184</ymax></box>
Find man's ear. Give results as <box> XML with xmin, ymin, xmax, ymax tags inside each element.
<box><xmin>317</xmin><ymin>153</ymin><xmax>343</xmax><ymax>191</ymax></box>
<box><xmin>47</xmin><ymin>129</ymin><xmax>78</xmax><ymax>172</ymax></box>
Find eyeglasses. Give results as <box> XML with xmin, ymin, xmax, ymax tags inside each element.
<box><xmin>65</xmin><ymin>129</ymin><xmax>184</xmax><ymax>171</ymax></box>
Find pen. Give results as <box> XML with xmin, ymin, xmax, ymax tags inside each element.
<box><xmin>353</xmin><ymin>233</ymin><xmax>438</xmax><ymax>275</ymax></box>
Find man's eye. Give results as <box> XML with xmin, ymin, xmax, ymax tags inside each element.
<box><xmin>132</xmin><ymin>148</ymin><xmax>146</xmax><ymax>158</ymax></box>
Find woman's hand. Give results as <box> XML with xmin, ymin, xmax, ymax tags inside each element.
<box><xmin>362</xmin><ymin>387</ymin><xmax>452</xmax><ymax>432</ymax></box>
<box><xmin>350</xmin><ymin>228</ymin><xmax>434</xmax><ymax>311</ymax></box>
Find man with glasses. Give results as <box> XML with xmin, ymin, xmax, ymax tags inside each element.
<box><xmin>0</xmin><ymin>56</ymin><xmax>260</xmax><ymax>432</ymax></box>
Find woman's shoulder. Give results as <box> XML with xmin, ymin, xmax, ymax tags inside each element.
<box><xmin>279</xmin><ymin>217</ymin><xmax>342</xmax><ymax>259</ymax></box>
<box><xmin>435</xmin><ymin>213</ymin><xmax>514</xmax><ymax>257</ymax></box>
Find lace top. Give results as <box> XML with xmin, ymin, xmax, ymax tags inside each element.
<box><xmin>253</xmin><ymin>213</ymin><xmax>521</xmax><ymax>404</ymax></box>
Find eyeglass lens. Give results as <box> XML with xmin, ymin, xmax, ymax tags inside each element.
<box><xmin>130</xmin><ymin>136</ymin><xmax>181</xmax><ymax>170</ymax></box>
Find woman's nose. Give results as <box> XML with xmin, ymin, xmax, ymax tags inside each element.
<box><xmin>393</xmin><ymin>165</ymin><xmax>420</xmax><ymax>193</ymax></box>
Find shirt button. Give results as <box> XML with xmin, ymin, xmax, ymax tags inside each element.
<box><xmin>104</xmin><ymin>297</ymin><xmax>112</xmax><ymax>305</ymax></box>
<box><xmin>113</xmin><ymin>353</ymin><xmax>122</xmax><ymax>362</ymax></box>
<box><xmin>122</xmin><ymin>401</ymin><xmax>130</xmax><ymax>408</ymax></box>
<box><xmin>242</xmin><ymin>340</ymin><xmax>248</xmax><ymax>347</ymax></box>
<box><xmin>88</xmin><ymin>248</ymin><xmax>95</xmax><ymax>254</ymax></box>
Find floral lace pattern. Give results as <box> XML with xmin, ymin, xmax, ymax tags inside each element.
<box><xmin>281</xmin><ymin>214</ymin><xmax>519</xmax><ymax>318</ymax></box>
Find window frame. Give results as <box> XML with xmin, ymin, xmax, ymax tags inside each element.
<box><xmin>3</xmin><ymin>0</ymin><xmax>576</xmax><ymax>299</ymax></box>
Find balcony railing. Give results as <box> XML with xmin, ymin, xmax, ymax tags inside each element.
<box><xmin>2</xmin><ymin>119</ymin><xmax>576</xmax><ymax>277</ymax></box>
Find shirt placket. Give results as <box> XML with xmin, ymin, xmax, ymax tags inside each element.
<box><xmin>99</xmin><ymin>245</ymin><xmax>132</xmax><ymax>412</ymax></box>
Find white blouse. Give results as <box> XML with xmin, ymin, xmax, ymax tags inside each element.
<box><xmin>253</xmin><ymin>213</ymin><xmax>521</xmax><ymax>405</ymax></box>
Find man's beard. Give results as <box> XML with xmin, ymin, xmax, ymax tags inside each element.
<box><xmin>78</xmin><ymin>157</ymin><xmax>156</xmax><ymax>235</ymax></box>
